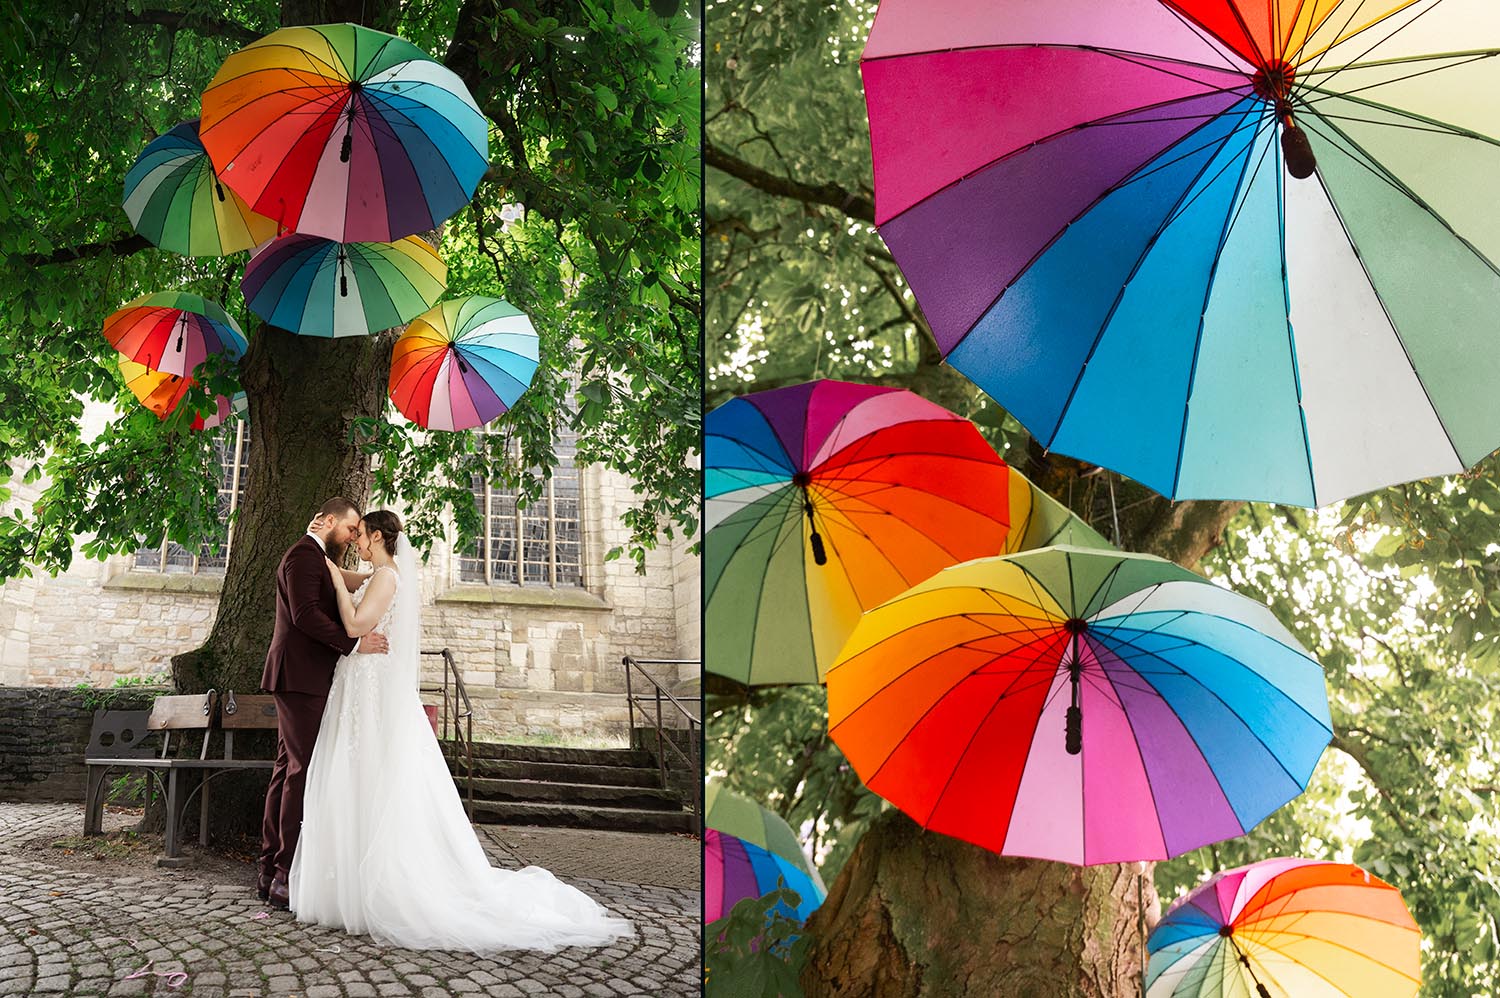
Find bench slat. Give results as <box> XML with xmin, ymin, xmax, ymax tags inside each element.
<box><xmin>220</xmin><ymin>694</ymin><xmax>278</xmax><ymax>730</ymax></box>
<box><xmin>146</xmin><ymin>693</ymin><xmax>217</xmax><ymax>730</ymax></box>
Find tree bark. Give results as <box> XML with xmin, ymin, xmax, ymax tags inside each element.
<box><xmin>802</xmin><ymin>812</ymin><xmax>1157</xmax><ymax>998</ymax></box>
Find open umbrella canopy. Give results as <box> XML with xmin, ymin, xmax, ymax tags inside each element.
<box><xmin>242</xmin><ymin>233</ymin><xmax>446</xmax><ymax>337</ymax></box>
<box><xmin>705</xmin><ymin>782</ymin><xmax>826</xmax><ymax>924</ymax></box>
<box><xmin>707</xmin><ymin>380</ymin><xmax>1013</xmax><ymax>686</ymax></box>
<box><xmin>828</xmin><ymin>546</ymin><xmax>1332</xmax><ymax>865</ymax></box>
<box><xmin>388</xmin><ymin>296</ymin><xmax>539</xmax><ymax>431</ymax></box>
<box><xmin>122</xmin><ymin>119</ymin><xmax>278</xmax><ymax>256</ymax></box>
<box><xmin>200</xmin><ymin>23</ymin><xmax>488</xmax><ymax>243</ymax></box>
<box><xmin>1148</xmin><ymin>858</ymin><xmax>1421</xmax><ymax>997</ymax></box>
<box><xmin>103</xmin><ymin>292</ymin><xmax>247</xmax><ymax>378</ymax></box>
<box><xmin>707</xmin><ymin>828</ymin><xmax>826</xmax><ymax>925</ymax></box>
<box><xmin>118</xmin><ymin>356</ymin><xmax>246</xmax><ymax>430</ymax></box>
<box><xmin>864</xmin><ymin>0</ymin><xmax>1500</xmax><ymax>506</ymax></box>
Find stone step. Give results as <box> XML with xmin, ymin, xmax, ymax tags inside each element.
<box><xmin>444</xmin><ymin>740</ymin><xmax>654</xmax><ymax>769</ymax></box>
<box><xmin>471</xmin><ymin>800</ymin><xmax>698</xmax><ymax>834</ymax></box>
<box><xmin>453</xmin><ymin>755</ymin><xmax>664</xmax><ymax>788</ymax></box>
<box><xmin>464</xmin><ymin>778</ymin><xmax>682</xmax><ymax>810</ymax></box>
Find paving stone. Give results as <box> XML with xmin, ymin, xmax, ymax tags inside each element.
<box><xmin>0</xmin><ymin>802</ymin><xmax>701</xmax><ymax>998</ymax></box>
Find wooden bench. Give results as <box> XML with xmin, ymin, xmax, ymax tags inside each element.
<box><xmin>83</xmin><ymin>691</ymin><xmax>279</xmax><ymax>861</ymax></box>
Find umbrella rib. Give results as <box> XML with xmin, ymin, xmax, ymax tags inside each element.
<box><xmin>861</xmin><ymin>41</ymin><xmax>1250</xmax><ymax>76</ymax></box>
<box><xmin>1087</xmin><ymin>640</ymin><xmax>1169</xmax><ymax>859</ymax></box>
<box><xmin>814</xmin><ymin>420</ymin><xmax>994</xmax><ymax>470</ymax></box>
<box><xmin>810</xmin><ymin>481</ymin><xmax>1007</xmax><ymax>568</ymax></box>
<box><xmin>1299</xmin><ymin>122</ymin><xmax>1478</xmax><ymax>455</ymax></box>
<box><xmin>802</xmin><ymin>481</ymin><xmax>942</xmax><ymax>587</ymax></box>
<box><xmin>1298</xmin><ymin>0</ymin><xmax>1457</xmax><ymax>91</ymax></box>
<box><xmin>1090</xmin><ymin>627</ymin><xmax>1326</xmax><ymax>790</ymax></box>
<box><xmin>914</xmin><ymin>637</ymin><xmax>1062</xmax><ymax>830</ymax></box>
<box><xmin>1305</xmin><ymin>108</ymin><xmax>1498</xmax><ymax>140</ymax></box>
<box><xmin>1159</xmin><ymin>1</ymin><xmax>1255</xmax><ymax>74</ymax></box>
<box><xmin>1171</xmin><ymin>110</ymin><xmax>1279</xmax><ymax>497</ymax></box>
<box><xmin>705</xmin><ymin>488</ymin><xmax>799</xmax><ymax>603</ymax></box>
<box><xmin>883</xmin><ymin>82</ymin><xmax>1254</xmax><ymax>228</ymax></box>
<box><xmin>1040</xmin><ymin>101</ymin><xmax>1261</xmax><ymax>451</ymax></box>
<box><xmin>1299</xmin><ymin>46</ymin><xmax>1500</xmax><ymax>87</ymax></box>
<box><xmin>1239</xmin><ymin>924</ymin><xmax>1422</xmax><ymax>986</ymax></box>
<box><xmin>837</xmin><ymin>628</ymin><xmax>1064</xmax><ymax>789</ymax></box>
<box><xmin>736</xmin><ymin>492</ymin><xmax>810</xmax><ymax>686</ymax></box>
<box><xmin>707</xmin><ymin>436</ymin><xmax>795</xmax><ymax>478</ymax></box>
<box><xmin>1297</xmin><ymin>69</ymin><xmax>1500</xmax><ymax>145</ymax></box>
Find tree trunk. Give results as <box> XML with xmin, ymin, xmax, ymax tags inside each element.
<box><xmin>800</xmin><ymin>499</ymin><xmax>1244</xmax><ymax>996</ymax></box>
<box><xmin>158</xmin><ymin>0</ymin><xmax>398</xmax><ymax>843</ymax></box>
<box><xmin>171</xmin><ymin>325</ymin><xmax>392</xmax><ymax>695</ymax></box>
<box><xmin>801</xmin><ymin>811</ymin><xmax>1156</xmax><ymax>998</ymax></box>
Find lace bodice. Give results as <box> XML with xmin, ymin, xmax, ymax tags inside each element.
<box><xmin>349</xmin><ymin>566</ymin><xmax>399</xmax><ymax>647</ymax></box>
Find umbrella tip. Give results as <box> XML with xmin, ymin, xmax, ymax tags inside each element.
<box><xmin>791</xmin><ymin>471</ymin><xmax>812</xmax><ymax>488</ymax></box>
<box><xmin>1218</xmin><ymin>925</ymin><xmax>1234</xmax><ymax>937</ymax></box>
<box><xmin>1063</xmin><ymin>617</ymin><xmax>1088</xmax><ymax>635</ymax></box>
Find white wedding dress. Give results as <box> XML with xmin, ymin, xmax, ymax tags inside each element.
<box><xmin>288</xmin><ymin>538</ymin><xmax>632</xmax><ymax>953</ymax></box>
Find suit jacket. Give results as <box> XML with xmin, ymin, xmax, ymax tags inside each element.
<box><xmin>261</xmin><ymin>535</ymin><xmax>359</xmax><ymax>696</ymax></box>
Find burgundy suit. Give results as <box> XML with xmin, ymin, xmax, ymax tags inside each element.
<box><xmin>259</xmin><ymin>534</ymin><xmax>358</xmax><ymax>878</ymax></box>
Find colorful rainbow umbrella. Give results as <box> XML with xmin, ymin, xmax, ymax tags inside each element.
<box><xmin>706</xmin><ymin>783</ymin><xmax>826</xmax><ymax>924</ymax></box>
<box><xmin>102</xmin><ymin>292</ymin><xmax>247</xmax><ymax>378</ymax></box>
<box><xmin>864</xmin><ymin>0</ymin><xmax>1500</xmax><ymax>506</ymax></box>
<box><xmin>827</xmin><ymin>546</ymin><xmax>1332</xmax><ymax>865</ymax></box>
<box><xmin>200</xmin><ymin>23</ymin><xmax>488</xmax><ymax>243</ymax></box>
<box><xmin>118</xmin><ymin>356</ymin><xmax>246</xmax><ymax>430</ymax></box>
<box><xmin>122</xmin><ymin>119</ymin><xmax>278</xmax><ymax>257</ymax></box>
<box><xmin>707</xmin><ymin>829</ymin><xmax>826</xmax><ymax>924</ymax></box>
<box><xmin>242</xmin><ymin>233</ymin><xmax>447</xmax><ymax>337</ymax></box>
<box><xmin>388</xmin><ymin>296</ymin><xmax>539</xmax><ymax>431</ymax></box>
<box><xmin>707</xmin><ymin>380</ymin><xmax>1013</xmax><ymax>687</ymax></box>
<box><xmin>1148</xmin><ymin>858</ymin><xmax>1421</xmax><ymax>997</ymax></box>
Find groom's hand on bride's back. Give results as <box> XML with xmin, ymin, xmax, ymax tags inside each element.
<box><xmin>358</xmin><ymin>633</ymin><xmax>388</xmax><ymax>654</ymax></box>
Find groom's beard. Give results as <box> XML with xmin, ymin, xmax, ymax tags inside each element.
<box><xmin>329</xmin><ymin>541</ymin><xmax>352</xmax><ymax>567</ymax></box>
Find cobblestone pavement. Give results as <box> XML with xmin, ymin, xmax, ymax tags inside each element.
<box><xmin>0</xmin><ymin>803</ymin><xmax>701</xmax><ymax>997</ymax></box>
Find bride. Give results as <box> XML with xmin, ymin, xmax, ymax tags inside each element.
<box><xmin>288</xmin><ymin>509</ymin><xmax>632</xmax><ymax>952</ymax></box>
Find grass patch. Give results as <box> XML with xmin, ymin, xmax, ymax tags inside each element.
<box><xmin>50</xmin><ymin>829</ymin><xmax>149</xmax><ymax>861</ymax></box>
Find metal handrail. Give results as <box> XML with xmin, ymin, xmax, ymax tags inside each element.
<box><xmin>421</xmin><ymin>649</ymin><xmax>474</xmax><ymax>819</ymax></box>
<box><xmin>622</xmin><ymin>655</ymin><xmax>702</xmax><ymax>830</ymax></box>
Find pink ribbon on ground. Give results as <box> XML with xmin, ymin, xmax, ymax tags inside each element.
<box><xmin>124</xmin><ymin>960</ymin><xmax>188</xmax><ymax>988</ymax></box>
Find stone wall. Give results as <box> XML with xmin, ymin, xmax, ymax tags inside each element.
<box><xmin>0</xmin><ymin>685</ymin><xmax>155</xmax><ymax>802</ymax></box>
<box><xmin>0</xmin><ymin>407</ymin><xmax>703</xmax><ymax>746</ymax></box>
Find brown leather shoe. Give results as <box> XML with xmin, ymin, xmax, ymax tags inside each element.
<box><xmin>256</xmin><ymin>869</ymin><xmax>272</xmax><ymax>901</ymax></box>
<box><xmin>267</xmin><ymin>871</ymin><xmax>290</xmax><ymax>911</ymax></box>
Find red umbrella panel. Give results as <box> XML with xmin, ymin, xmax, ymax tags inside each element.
<box><xmin>102</xmin><ymin>291</ymin><xmax>247</xmax><ymax>379</ymax></box>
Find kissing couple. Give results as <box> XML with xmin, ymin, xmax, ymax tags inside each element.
<box><xmin>256</xmin><ymin>498</ymin><xmax>631</xmax><ymax>952</ymax></box>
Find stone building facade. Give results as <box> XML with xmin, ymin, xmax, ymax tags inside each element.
<box><xmin>0</xmin><ymin>404</ymin><xmax>700</xmax><ymax>745</ymax></box>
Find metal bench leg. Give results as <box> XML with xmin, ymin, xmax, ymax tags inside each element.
<box><xmin>199</xmin><ymin>773</ymin><xmax>210</xmax><ymax>847</ymax></box>
<box><xmin>164</xmin><ymin>769</ymin><xmax>181</xmax><ymax>859</ymax></box>
<box><xmin>84</xmin><ymin>767</ymin><xmax>105</xmax><ymax>836</ymax></box>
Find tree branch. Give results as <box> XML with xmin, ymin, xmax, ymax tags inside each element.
<box><xmin>22</xmin><ymin>233</ymin><xmax>153</xmax><ymax>268</ymax></box>
<box><xmin>708</xmin><ymin>142</ymin><xmax>874</xmax><ymax>223</ymax></box>
<box><xmin>123</xmin><ymin>10</ymin><xmax>263</xmax><ymax>45</ymax></box>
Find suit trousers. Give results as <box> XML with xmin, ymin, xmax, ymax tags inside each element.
<box><xmin>259</xmin><ymin>691</ymin><xmax>328</xmax><ymax>877</ymax></box>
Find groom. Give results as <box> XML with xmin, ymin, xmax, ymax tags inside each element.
<box><xmin>258</xmin><ymin>497</ymin><xmax>387</xmax><ymax>910</ymax></box>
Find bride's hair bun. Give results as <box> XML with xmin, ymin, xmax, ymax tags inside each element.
<box><xmin>362</xmin><ymin>509</ymin><xmax>403</xmax><ymax>557</ymax></box>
